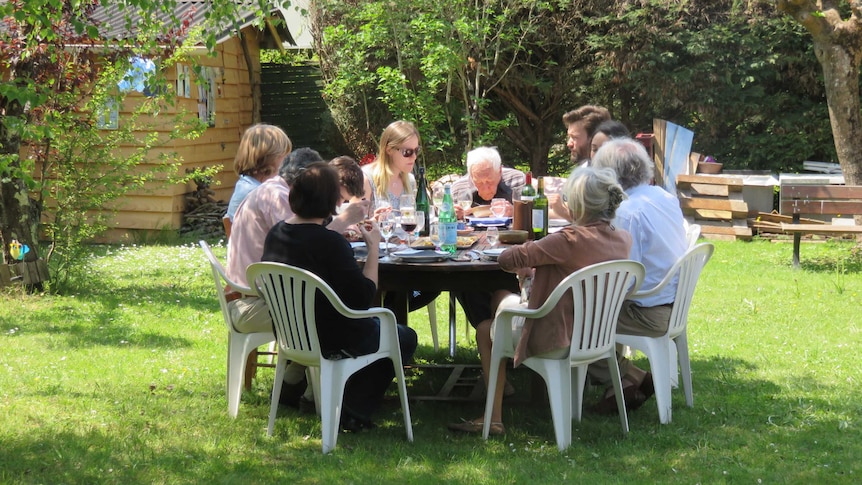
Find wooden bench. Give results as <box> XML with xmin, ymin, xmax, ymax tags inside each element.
<box><xmin>778</xmin><ymin>184</ymin><xmax>862</xmax><ymax>267</ymax></box>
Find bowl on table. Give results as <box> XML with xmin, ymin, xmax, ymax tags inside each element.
<box><xmin>497</xmin><ymin>229</ymin><xmax>528</xmax><ymax>244</ymax></box>
<box><xmin>470</xmin><ymin>205</ymin><xmax>493</xmax><ymax>217</ymax></box>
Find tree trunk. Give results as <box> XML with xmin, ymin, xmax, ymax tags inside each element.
<box><xmin>0</xmin><ymin>113</ymin><xmax>41</xmax><ymax>267</ymax></box>
<box><xmin>814</xmin><ymin>40</ymin><xmax>862</xmax><ymax>186</ymax></box>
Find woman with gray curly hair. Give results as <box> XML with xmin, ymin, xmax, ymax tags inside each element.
<box><xmin>448</xmin><ymin>166</ymin><xmax>632</xmax><ymax>436</ymax></box>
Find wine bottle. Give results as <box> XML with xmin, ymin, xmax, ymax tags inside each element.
<box><xmin>415</xmin><ymin>166</ymin><xmax>431</xmax><ymax>236</ymax></box>
<box><xmin>532</xmin><ymin>176</ymin><xmax>548</xmax><ymax>240</ymax></box>
<box><xmin>439</xmin><ymin>184</ymin><xmax>458</xmax><ymax>254</ymax></box>
<box><xmin>516</xmin><ymin>171</ymin><xmax>537</xmax><ymax>239</ymax></box>
<box><xmin>521</xmin><ymin>172</ymin><xmax>536</xmax><ymax>200</ymax></box>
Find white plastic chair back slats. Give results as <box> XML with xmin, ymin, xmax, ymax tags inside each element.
<box><xmin>199</xmin><ymin>240</ymin><xmax>274</xmax><ymax>418</ymax></box>
<box><xmin>259</xmin><ymin>272</ymin><xmax>315</xmax><ymax>358</ymax></box>
<box><xmin>686</xmin><ymin>223</ymin><xmax>701</xmax><ymax>248</ymax></box>
<box><xmin>568</xmin><ymin>269</ymin><xmax>639</xmax><ymax>361</ymax></box>
<box><xmin>483</xmin><ymin>259</ymin><xmax>645</xmax><ymax>450</ymax></box>
<box><xmin>247</xmin><ymin>261</ymin><xmax>413</xmax><ymax>454</ymax></box>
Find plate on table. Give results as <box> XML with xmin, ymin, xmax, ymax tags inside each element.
<box><xmin>469</xmin><ymin>205</ymin><xmax>493</xmax><ymax>217</ymax></box>
<box><xmin>391</xmin><ymin>249</ymin><xmax>452</xmax><ymax>262</ymax></box>
<box><xmin>549</xmin><ymin>218</ymin><xmax>569</xmax><ymax>228</ymax></box>
<box><xmin>351</xmin><ymin>241</ymin><xmax>398</xmax><ymax>251</ymax></box>
<box><xmin>457</xmin><ymin>226</ymin><xmax>475</xmax><ymax>236</ymax></box>
<box><xmin>467</xmin><ymin>217</ymin><xmax>511</xmax><ymax>228</ymax></box>
<box><xmin>481</xmin><ymin>248</ymin><xmax>506</xmax><ymax>260</ymax></box>
<box><xmin>411</xmin><ymin>236</ymin><xmax>478</xmax><ymax>250</ymax></box>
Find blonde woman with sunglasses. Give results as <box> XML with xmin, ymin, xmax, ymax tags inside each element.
<box><xmin>362</xmin><ymin>120</ymin><xmax>420</xmax><ymax>211</ymax></box>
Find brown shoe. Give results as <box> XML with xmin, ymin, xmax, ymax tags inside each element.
<box><xmin>589</xmin><ymin>380</ymin><xmax>647</xmax><ymax>415</ymax></box>
<box><xmin>447</xmin><ymin>418</ymin><xmax>505</xmax><ymax>435</ymax></box>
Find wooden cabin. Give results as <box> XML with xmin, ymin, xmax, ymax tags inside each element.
<box><xmin>45</xmin><ymin>2</ymin><xmax>311</xmax><ymax>242</ymax></box>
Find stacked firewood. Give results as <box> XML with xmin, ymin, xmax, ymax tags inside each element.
<box><xmin>181</xmin><ymin>172</ymin><xmax>227</xmax><ymax>237</ymax></box>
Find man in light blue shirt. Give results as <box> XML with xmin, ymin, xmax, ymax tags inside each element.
<box><xmin>587</xmin><ymin>137</ymin><xmax>688</xmax><ymax>414</ymax></box>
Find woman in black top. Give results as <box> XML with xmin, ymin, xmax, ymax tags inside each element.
<box><xmin>261</xmin><ymin>162</ymin><xmax>417</xmax><ymax>431</ymax></box>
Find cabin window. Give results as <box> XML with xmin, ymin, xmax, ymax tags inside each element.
<box><xmin>176</xmin><ymin>64</ymin><xmax>192</xmax><ymax>98</ymax></box>
<box><xmin>96</xmin><ymin>98</ymin><xmax>119</xmax><ymax>130</ymax></box>
<box><xmin>118</xmin><ymin>56</ymin><xmax>158</xmax><ymax>96</ymax></box>
<box><xmin>196</xmin><ymin>67</ymin><xmax>217</xmax><ymax>127</ymax></box>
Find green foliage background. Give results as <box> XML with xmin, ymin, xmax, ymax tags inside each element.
<box><xmin>314</xmin><ymin>0</ymin><xmax>845</xmax><ymax>177</ymax></box>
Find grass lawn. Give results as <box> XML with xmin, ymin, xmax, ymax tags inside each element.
<box><xmin>1</xmin><ymin>238</ymin><xmax>860</xmax><ymax>484</ymax></box>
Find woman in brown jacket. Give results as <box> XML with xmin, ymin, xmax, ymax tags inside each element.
<box><xmin>448</xmin><ymin>166</ymin><xmax>631</xmax><ymax>435</ymax></box>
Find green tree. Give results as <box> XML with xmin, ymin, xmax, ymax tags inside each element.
<box><xmin>776</xmin><ymin>0</ymin><xmax>862</xmax><ymax>185</ymax></box>
<box><xmin>315</xmin><ymin>0</ymin><xmax>598</xmax><ymax>175</ymax></box>
<box><xmin>0</xmin><ymin>0</ymin><xmax>290</xmax><ymax>289</ymax></box>
<box><xmin>586</xmin><ymin>0</ymin><xmax>835</xmax><ymax>173</ymax></box>
<box><xmin>315</xmin><ymin>0</ymin><xmax>838</xmax><ymax>176</ymax></box>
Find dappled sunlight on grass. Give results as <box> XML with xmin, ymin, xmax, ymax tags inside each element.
<box><xmin>1</xmin><ymin>239</ymin><xmax>861</xmax><ymax>483</ymax></box>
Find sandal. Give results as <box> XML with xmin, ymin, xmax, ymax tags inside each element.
<box><xmin>447</xmin><ymin>418</ymin><xmax>505</xmax><ymax>435</ymax></box>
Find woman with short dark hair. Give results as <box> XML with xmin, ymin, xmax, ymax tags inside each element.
<box><xmin>262</xmin><ymin>162</ymin><xmax>418</xmax><ymax>431</ymax></box>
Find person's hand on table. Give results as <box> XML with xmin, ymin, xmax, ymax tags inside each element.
<box><xmin>359</xmin><ymin>219</ymin><xmax>381</xmax><ymax>249</ymax></box>
<box><xmin>503</xmin><ymin>200</ymin><xmax>514</xmax><ymax>217</ymax></box>
<box><xmin>372</xmin><ymin>205</ymin><xmax>391</xmax><ymax>221</ymax></box>
<box><xmin>329</xmin><ymin>199</ymin><xmax>371</xmax><ymax>234</ymax></box>
<box><xmin>455</xmin><ymin>205</ymin><xmax>466</xmax><ymax>220</ymax></box>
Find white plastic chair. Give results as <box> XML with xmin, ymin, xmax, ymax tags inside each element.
<box><xmin>199</xmin><ymin>240</ymin><xmax>275</xmax><ymax>418</ymax></box>
<box><xmin>624</xmin><ymin>221</ymin><xmax>702</xmax><ymax>361</ymax></box>
<box><xmin>685</xmin><ymin>222</ymin><xmax>701</xmax><ymax>248</ymax></box>
<box><xmin>616</xmin><ymin>243</ymin><xmax>714</xmax><ymax>424</ymax></box>
<box><xmin>483</xmin><ymin>260</ymin><xmax>645</xmax><ymax>450</ymax></box>
<box><xmin>247</xmin><ymin>261</ymin><xmax>413</xmax><ymax>454</ymax></box>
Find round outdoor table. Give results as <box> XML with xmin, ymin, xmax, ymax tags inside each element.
<box><xmin>359</xmin><ymin>239</ymin><xmax>518</xmax><ymax>356</ymax></box>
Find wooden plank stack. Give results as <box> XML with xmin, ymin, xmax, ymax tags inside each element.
<box><xmin>676</xmin><ymin>174</ymin><xmax>753</xmax><ymax>240</ymax></box>
<box><xmin>0</xmin><ymin>260</ymin><xmax>50</xmax><ymax>288</ymax></box>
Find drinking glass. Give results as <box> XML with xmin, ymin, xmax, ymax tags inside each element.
<box><xmin>432</xmin><ymin>187</ymin><xmax>444</xmax><ymax>215</ymax></box>
<box><xmin>413</xmin><ymin>210</ymin><xmax>425</xmax><ymax>242</ymax></box>
<box><xmin>485</xmin><ymin>226</ymin><xmax>499</xmax><ymax>247</ymax></box>
<box><xmin>456</xmin><ymin>196</ymin><xmax>472</xmax><ymax>220</ymax></box>
<box><xmin>490</xmin><ymin>198</ymin><xmax>507</xmax><ymax>218</ymax></box>
<box><xmin>399</xmin><ymin>194</ymin><xmax>415</xmax><ymax>213</ymax></box>
<box><xmin>400</xmin><ymin>211</ymin><xmax>418</xmax><ymax>246</ymax></box>
<box><xmin>379</xmin><ymin>212</ymin><xmax>396</xmax><ymax>258</ymax></box>
<box><xmin>429</xmin><ymin>222</ymin><xmax>442</xmax><ymax>250</ymax></box>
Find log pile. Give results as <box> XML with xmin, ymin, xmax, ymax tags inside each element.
<box><xmin>181</xmin><ymin>172</ymin><xmax>227</xmax><ymax>238</ymax></box>
<box><xmin>181</xmin><ymin>202</ymin><xmax>227</xmax><ymax>238</ymax></box>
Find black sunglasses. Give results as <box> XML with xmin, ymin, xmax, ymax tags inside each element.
<box><xmin>399</xmin><ymin>146</ymin><xmax>421</xmax><ymax>158</ymax></box>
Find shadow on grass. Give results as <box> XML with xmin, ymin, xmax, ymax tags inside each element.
<box><xmin>3</xmin><ymin>353</ymin><xmax>861</xmax><ymax>483</ymax></box>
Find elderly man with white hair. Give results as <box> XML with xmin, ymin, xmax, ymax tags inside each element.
<box><xmin>586</xmin><ymin>137</ymin><xmax>688</xmax><ymax>415</ymax></box>
<box><xmin>451</xmin><ymin>146</ymin><xmax>524</xmax><ymax>218</ymax></box>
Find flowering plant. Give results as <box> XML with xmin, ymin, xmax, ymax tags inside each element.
<box><xmin>360</xmin><ymin>153</ymin><xmax>376</xmax><ymax>166</ymax></box>
<box><xmin>703</xmin><ymin>155</ymin><xmax>718</xmax><ymax>163</ymax></box>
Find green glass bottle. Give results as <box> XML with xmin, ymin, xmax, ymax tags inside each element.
<box><xmin>415</xmin><ymin>166</ymin><xmax>431</xmax><ymax>237</ymax></box>
<box><xmin>440</xmin><ymin>184</ymin><xmax>458</xmax><ymax>254</ymax></box>
<box><xmin>532</xmin><ymin>176</ymin><xmax>548</xmax><ymax>240</ymax></box>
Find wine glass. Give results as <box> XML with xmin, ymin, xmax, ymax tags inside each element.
<box><xmin>379</xmin><ymin>212</ymin><xmax>396</xmax><ymax>258</ymax></box>
<box><xmin>457</xmin><ymin>196</ymin><xmax>472</xmax><ymax>220</ymax></box>
<box><xmin>399</xmin><ymin>194</ymin><xmax>415</xmax><ymax>213</ymax></box>
<box><xmin>485</xmin><ymin>226</ymin><xmax>499</xmax><ymax>247</ymax></box>
<box><xmin>413</xmin><ymin>210</ymin><xmax>425</xmax><ymax>242</ymax></box>
<box><xmin>432</xmin><ymin>187</ymin><xmax>444</xmax><ymax>215</ymax></box>
<box><xmin>400</xmin><ymin>211</ymin><xmax>418</xmax><ymax>246</ymax></box>
<box><xmin>490</xmin><ymin>198</ymin><xmax>507</xmax><ymax>219</ymax></box>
